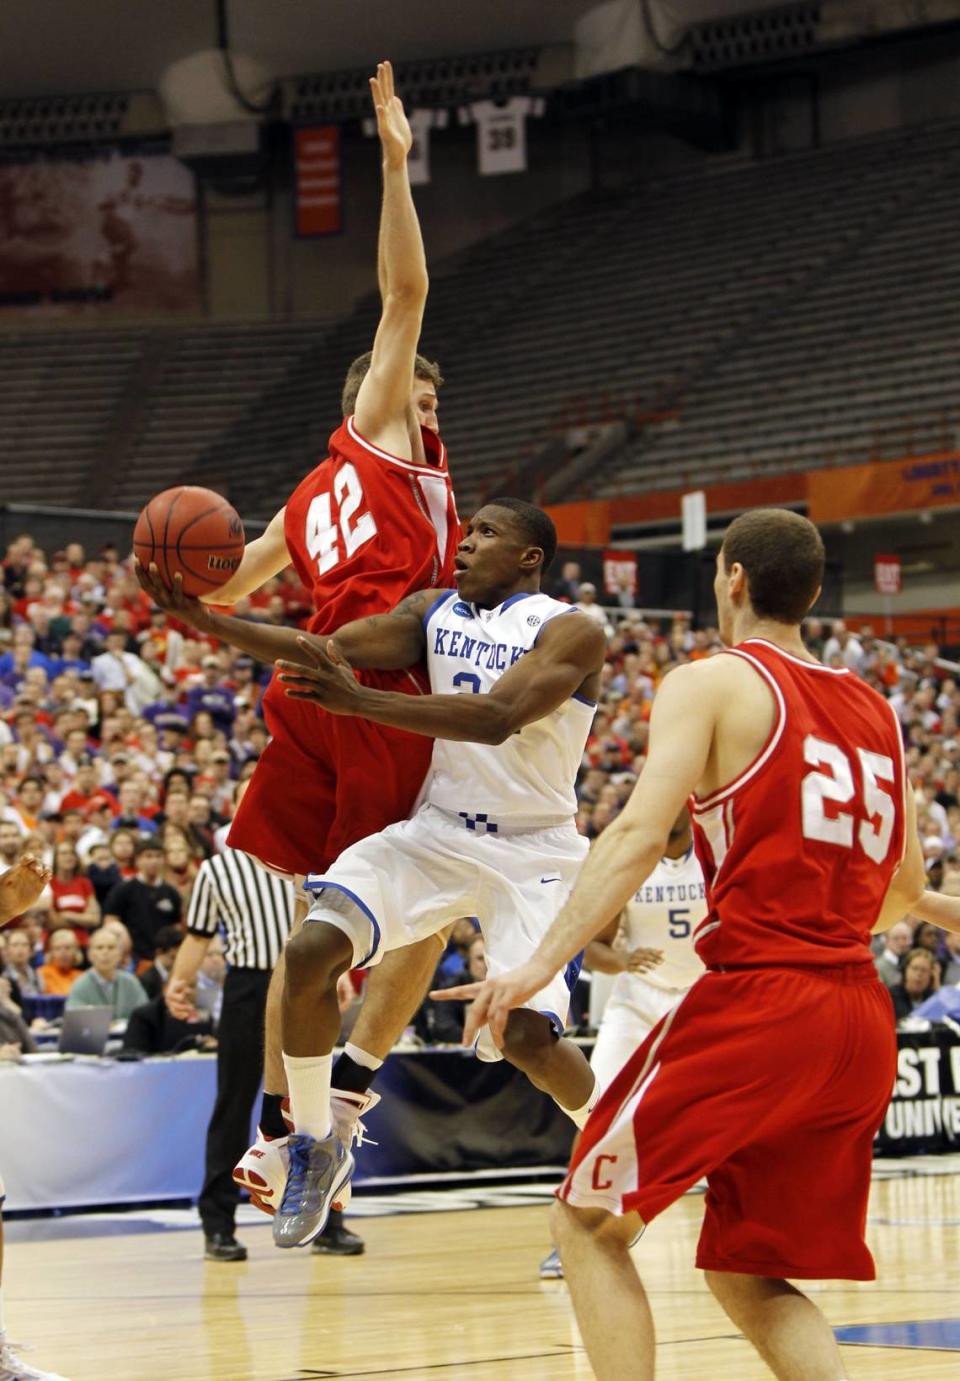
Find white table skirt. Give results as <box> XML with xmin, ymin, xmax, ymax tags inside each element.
<box><xmin>0</xmin><ymin>1055</ymin><xmax>224</xmax><ymax>1211</ymax></box>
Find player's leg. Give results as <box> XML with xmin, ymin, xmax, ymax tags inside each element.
<box><xmin>273</xmin><ymin>904</ymin><xmax>357</xmax><ymax>1248</ymax></box>
<box><xmin>0</xmin><ymin>1186</ymin><xmax>69</xmax><ymax>1380</ymax></box>
<box><xmin>541</xmin><ymin>998</ymin><xmax>656</xmax><ymax>1279</ymax></box>
<box><xmin>550</xmin><ymin>1198</ymin><xmax>654</xmax><ymax>1381</ymax></box>
<box><xmin>199</xmin><ymin>969</ymin><xmax>269</xmax><ymax>1261</ymax></box>
<box><xmin>704</xmin><ymin>1272</ymin><xmax>847</xmax><ymax>1381</ymax></box>
<box><xmin>499</xmin><ymin>1010</ymin><xmax>596</xmax><ymax>1120</ymax></box>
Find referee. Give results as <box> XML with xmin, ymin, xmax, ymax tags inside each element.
<box><xmin>166</xmin><ymin>835</ymin><xmax>364</xmax><ymax>1261</ymax></box>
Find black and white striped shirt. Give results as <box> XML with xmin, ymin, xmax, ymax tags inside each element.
<box><xmin>186</xmin><ymin>848</ymin><xmax>294</xmax><ymax>970</ymax></box>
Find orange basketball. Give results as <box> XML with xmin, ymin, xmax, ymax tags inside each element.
<box><xmin>133</xmin><ymin>486</ymin><xmax>245</xmax><ymax>598</ymax></box>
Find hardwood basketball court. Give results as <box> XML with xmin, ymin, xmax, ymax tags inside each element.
<box><xmin>8</xmin><ymin>1159</ymin><xmax>959</xmax><ymax>1379</ymax></box>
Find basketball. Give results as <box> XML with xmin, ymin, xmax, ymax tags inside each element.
<box><xmin>133</xmin><ymin>486</ymin><xmax>245</xmax><ymax>597</ymax></box>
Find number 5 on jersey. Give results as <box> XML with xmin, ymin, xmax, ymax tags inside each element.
<box><xmin>801</xmin><ymin>734</ymin><xmax>896</xmax><ymax>863</ymax></box>
<box><xmin>306</xmin><ymin>463</ymin><xmax>378</xmax><ymax>575</ymax></box>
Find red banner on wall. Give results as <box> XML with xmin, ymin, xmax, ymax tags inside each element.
<box><xmin>294</xmin><ymin>127</ymin><xmax>341</xmax><ymax>237</ymax></box>
<box><xmin>602</xmin><ymin>550</ymin><xmax>637</xmax><ymax>597</ymax></box>
<box><xmin>874</xmin><ymin>555</ymin><xmax>902</xmax><ymax>595</ymax></box>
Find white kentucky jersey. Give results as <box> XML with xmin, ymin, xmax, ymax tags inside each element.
<box><xmin>610</xmin><ymin>848</ymin><xmax>708</xmax><ymax>998</ymax></box>
<box><xmin>422</xmin><ymin>589</ymin><xmax>595</xmax><ymax>828</ymax></box>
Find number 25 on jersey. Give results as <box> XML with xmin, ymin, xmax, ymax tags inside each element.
<box><xmin>305</xmin><ymin>463</ymin><xmax>378</xmax><ymax>575</ymax></box>
<box><xmin>801</xmin><ymin>734</ymin><xmax>896</xmax><ymax>863</ymax></box>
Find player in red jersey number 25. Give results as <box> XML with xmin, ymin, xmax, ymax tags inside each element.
<box><xmin>455</xmin><ymin>509</ymin><xmax>925</xmax><ymax>1381</ymax></box>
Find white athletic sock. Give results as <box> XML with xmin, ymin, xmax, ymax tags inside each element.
<box><xmin>343</xmin><ymin>1041</ymin><xmax>383</xmax><ymax>1073</ymax></box>
<box><xmin>0</xmin><ymin>1280</ymin><xmax>5</xmax><ymax>1338</ymax></box>
<box><xmin>560</xmin><ymin>1072</ymin><xmax>599</xmax><ymax>1130</ymax></box>
<box><xmin>283</xmin><ymin>1052</ymin><xmax>333</xmax><ymax>1141</ymax></box>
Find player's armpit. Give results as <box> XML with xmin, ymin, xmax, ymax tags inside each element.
<box><xmin>330</xmin><ymin>588</ymin><xmax>445</xmax><ymax>670</ymax></box>
<box><xmin>479</xmin><ymin>614</ymin><xmax>607</xmax><ymax>741</ymax></box>
<box><xmin>909</xmin><ymin>889</ymin><xmax>960</xmax><ymax>934</ymax></box>
<box><xmin>201</xmin><ymin>506</ymin><xmax>290</xmax><ymax>605</ymax></box>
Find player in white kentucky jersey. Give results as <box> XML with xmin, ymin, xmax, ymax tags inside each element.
<box><xmin>540</xmin><ymin>807</ymin><xmax>705</xmax><ymax>1278</ymax></box>
<box><xmin>257</xmin><ymin>498</ymin><xmax>660</xmax><ymax>1247</ymax></box>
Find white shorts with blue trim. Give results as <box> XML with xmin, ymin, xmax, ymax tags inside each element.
<box><xmin>304</xmin><ymin>802</ymin><xmax>589</xmax><ymax>1061</ymax></box>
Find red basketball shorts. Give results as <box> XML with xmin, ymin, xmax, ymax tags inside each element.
<box><xmin>227</xmin><ymin>666</ymin><xmax>434</xmax><ymax>879</ymax></box>
<box><xmin>560</xmin><ymin>965</ymin><xmax>896</xmax><ymax>1281</ymax></box>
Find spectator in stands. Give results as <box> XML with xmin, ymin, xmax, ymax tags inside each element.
<box><xmin>100</xmin><ymin>917</ymin><xmax>136</xmax><ymax>973</ymax></box>
<box><xmin>37</xmin><ymin>928</ymin><xmax>83</xmax><ymax>996</ymax></box>
<box><xmin>111</xmin><ymin>779</ymin><xmax>158</xmax><ymax>834</ymax></box>
<box><xmin>108</xmin><ymin>829</ymin><xmax>138</xmax><ymax>879</ymax></box>
<box><xmin>575</xmin><ymin>583</ymin><xmax>613</xmax><ymax>636</ymax></box>
<box><xmin>102</xmin><ymin>837</ymin><xmax>182</xmax><ymax>966</ymax></box>
<box><xmin>2</xmin><ymin>929</ymin><xmax>42</xmax><ymax>998</ymax></box>
<box><xmin>417</xmin><ymin>935</ymin><xmax>487</xmax><ymax>1044</ymax></box>
<box><xmin>891</xmin><ymin>947</ymin><xmax>939</xmax><ymax>1023</ymax></box>
<box><xmin>911</xmin><ymin>918</ymin><xmax>947</xmax><ymax>966</ymax></box>
<box><xmin>49</xmin><ymin>840</ymin><xmax>99</xmax><ymax>941</ymax></box>
<box><xmin>551</xmin><ymin>560</ymin><xmax>581</xmax><ymax>603</ymax></box>
<box><xmin>87</xmin><ymin>840</ymin><xmax>121</xmax><ymax>908</ymax></box>
<box><xmin>162</xmin><ymin>831</ymin><xmax>198</xmax><ymax>902</ymax></box>
<box><xmin>0</xmin><ymin>820</ymin><xmax>21</xmax><ymax>875</ymax></box>
<box><xmin>184</xmin><ymin>655</ymin><xmax>236</xmax><ymax>733</ymax></box>
<box><xmin>435</xmin><ymin>918</ymin><xmax>480</xmax><ymax>982</ymax></box>
<box><xmin>942</xmin><ymin>932</ymin><xmax>960</xmax><ymax>985</ymax></box>
<box><xmin>138</xmin><ymin>925</ymin><xmax>184</xmax><ymax>1001</ymax></box>
<box><xmin>822</xmin><ymin>620</ymin><xmax>865</xmax><ymax>673</ymax></box>
<box><xmin>197</xmin><ymin>933</ymin><xmax>227</xmax><ymax>1024</ymax></box>
<box><xmin>3</xmin><ymin>775</ymin><xmax>44</xmax><ymax>835</ymax></box>
<box><xmin>0</xmin><ymin>977</ymin><xmax>37</xmax><ymax>1056</ymax></box>
<box><xmin>874</xmin><ymin>920</ymin><xmax>912</xmax><ymax>989</ymax></box>
<box><xmin>65</xmin><ymin>929</ymin><xmax>147</xmax><ymax>1019</ymax></box>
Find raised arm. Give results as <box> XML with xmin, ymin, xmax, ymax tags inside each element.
<box><xmin>200</xmin><ymin>507</ymin><xmax>291</xmax><ymax>606</ymax></box>
<box><xmin>352</xmin><ymin>62</ymin><xmax>429</xmax><ymax>460</ymax></box>
<box><xmin>278</xmin><ymin>611</ymin><xmax>607</xmax><ymax>744</ymax></box>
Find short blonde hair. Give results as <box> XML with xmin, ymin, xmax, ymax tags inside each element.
<box><xmin>340</xmin><ymin>351</ymin><xmax>444</xmax><ymax>417</ymax></box>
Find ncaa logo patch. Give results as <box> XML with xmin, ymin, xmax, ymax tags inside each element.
<box><xmin>527</xmin><ymin>614</ymin><xmax>541</xmax><ymax>627</ymax></box>
<box><xmin>453</xmin><ymin>601</ymin><xmax>474</xmax><ymax>619</ymax></box>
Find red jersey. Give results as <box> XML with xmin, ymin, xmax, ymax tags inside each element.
<box><xmin>691</xmin><ymin>638</ymin><xmax>906</xmax><ymax>971</ymax></box>
<box><xmin>283</xmin><ymin>416</ymin><xmax>459</xmax><ymax>636</ymax></box>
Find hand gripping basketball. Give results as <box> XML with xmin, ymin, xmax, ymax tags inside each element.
<box><xmin>135</xmin><ymin>561</ymin><xmax>211</xmax><ymax>634</ymax></box>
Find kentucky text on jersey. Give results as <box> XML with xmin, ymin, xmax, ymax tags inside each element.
<box><xmin>634</xmin><ymin>879</ymin><xmax>707</xmax><ymax>906</ymax></box>
<box><xmin>431</xmin><ymin>625</ymin><xmax>528</xmax><ymax>670</ymax></box>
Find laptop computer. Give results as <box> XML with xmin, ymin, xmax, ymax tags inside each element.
<box><xmin>58</xmin><ymin>1006</ymin><xmax>112</xmax><ymax>1056</ymax></box>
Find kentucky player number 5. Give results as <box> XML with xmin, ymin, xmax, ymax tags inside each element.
<box><xmin>801</xmin><ymin>734</ymin><xmax>896</xmax><ymax>862</ymax></box>
<box><xmin>306</xmin><ymin>463</ymin><xmax>378</xmax><ymax>575</ymax></box>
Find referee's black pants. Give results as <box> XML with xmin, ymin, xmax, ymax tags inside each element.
<box><xmin>198</xmin><ymin>966</ymin><xmax>271</xmax><ymax>1238</ymax></box>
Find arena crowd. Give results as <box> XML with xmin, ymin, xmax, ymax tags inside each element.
<box><xmin>0</xmin><ymin>534</ymin><xmax>957</xmax><ymax>1053</ymax></box>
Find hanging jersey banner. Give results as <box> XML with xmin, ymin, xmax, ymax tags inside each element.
<box><xmin>294</xmin><ymin>126</ymin><xmax>341</xmax><ymax>237</ymax></box>
<box><xmin>362</xmin><ymin>109</ymin><xmax>448</xmax><ymax>186</ymax></box>
<box><xmin>874</xmin><ymin>554</ymin><xmax>901</xmax><ymax>595</ymax></box>
<box><xmin>459</xmin><ymin>97</ymin><xmax>545</xmax><ymax>176</ymax></box>
<box><xmin>602</xmin><ymin>550</ymin><xmax>637</xmax><ymax>597</ymax></box>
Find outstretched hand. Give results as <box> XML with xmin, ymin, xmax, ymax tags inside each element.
<box><xmin>134</xmin><ymin>561</ymin><xmax>210</xmax><ymax>631</ymax></box>
<box><xmin>370</xmin><ymin>60</ymin><xmax>413</xmax><ymax>168</ymax></box>
<box><xmin>0</xmin><ymin>855</ymin><xmax>51</xmax><ymax>927</ymax></box>
<box><xmin>430</xmin><ymin>958</ymin><xmax>553</xmax><ymax>1049</ymax></box>
<box><xmin>277</xmin><ymin>637</ymin><xmax>362</xmax><ymax>716</ymax></box>
<box><xmin>625</xmin><ymin>946</ymin><xmax>665</xmax><ymax>974</ymax></box>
